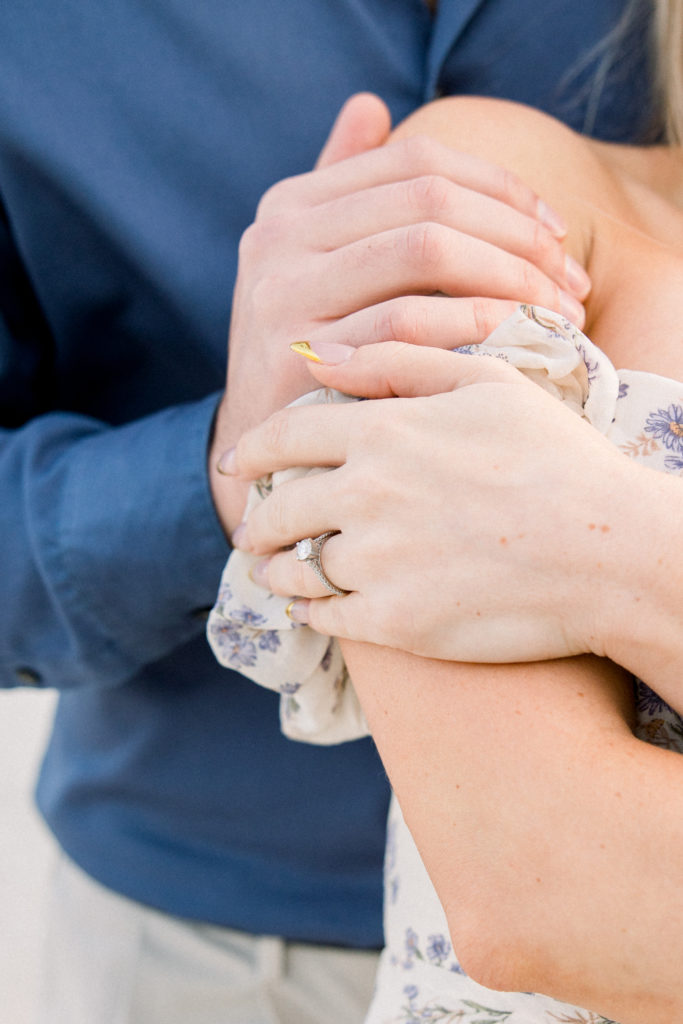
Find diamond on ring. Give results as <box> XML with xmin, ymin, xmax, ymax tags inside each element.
<box><xmin>295</xmin><ymin>538</ymin><xmax>315</xmax><ymax>561</ymax></box>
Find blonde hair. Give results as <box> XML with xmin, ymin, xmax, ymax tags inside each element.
<box><xmin>655</xmin><ymin>0</ymin><xmax>683</xmax><ymax>141</ymax></box>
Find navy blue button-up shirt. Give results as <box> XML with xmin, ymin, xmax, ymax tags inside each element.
<box><xmin>0</xmin><ymin>0</ymin><xmax>654</xmax><ymax>942</ymax></box>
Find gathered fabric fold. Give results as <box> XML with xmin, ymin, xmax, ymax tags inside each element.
<box><xmin>207</xmin><ymin>304</ymin><xmax>683</xmax><ymax>750</ymax></box>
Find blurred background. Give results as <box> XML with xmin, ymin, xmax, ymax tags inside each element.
<box><xmin>0</xmin><ymin>688</ymin><xmax>57</xmax><ymax>1023</ymax></box>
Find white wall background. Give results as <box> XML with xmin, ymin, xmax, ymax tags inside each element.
<box><xmin>0</xmin><ymin>689</ymin><xmax>57</xmax><ymax>1024</ymax></box>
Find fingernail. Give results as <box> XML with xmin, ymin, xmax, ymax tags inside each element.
<box><xmin>558</xmin><ymin>291</ymin><xmax>585</xmax><ymax>326</ymax></box>
<box><xmin>216</xmin><ymin>447</ymin><xmax>237</xmax><ymax>475</ymax></box>
<box><xmin>537</xmin><ymin>200</ymin><xmax>567</xmax><ymax>239</ymax></box>
<box><xmin>231</xmin><ymin>523</ymin><xmax>249</xmax><ymax>549</ymax></box>
<box><xmin>564</xmin><ymin>255</ymin><xmax>591</xmax><ymax>299</ymax></box>
<box><xmin>290</xmin><ymin>341</ymin><xmax>321</xmax><ymax>362</ymax></box>
<box><xmin>285</xmin><ymin>599</ymin><xmax>310</xmax><ymax>624</ymax></box>
<box><xmin>290</xmin><ymin>340</ymin><xmax>354</xmax><ymax>365</ymax></box>
<box><xmin>249</xmin><ymin>558</ymin><xmax>271</xmax><ymax>587</ymax></box>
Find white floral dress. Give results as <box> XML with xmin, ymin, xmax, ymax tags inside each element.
<box><xmin>208</xmin><ymin>305</ymin><xmax>683</xmax><ymax>1024</ymax></box>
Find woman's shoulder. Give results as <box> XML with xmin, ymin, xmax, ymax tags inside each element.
<box><xmin>394</xmin><ymin>97</ymin><xmax>683</xmax><ymax>376</ymax></box>
<box><xmin>393</xmin><ymin>95</ymin><xmax>621</xmax><ymax>263</ymax></box>
<box><xmin>403</xmin><ymin>95</ymin><xmax>594</xmax><ymax>165</ymax></box>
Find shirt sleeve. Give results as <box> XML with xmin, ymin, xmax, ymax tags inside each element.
<box><xmin>1</xmin><ymin>393</ymin><xmax>231</xmax><ymax>690</ymax></box>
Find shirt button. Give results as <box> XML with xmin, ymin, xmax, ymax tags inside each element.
<box><xmin>15</xmin><ymin>667</ymin><xmax>43</xmax><ymax>686</ymax></box>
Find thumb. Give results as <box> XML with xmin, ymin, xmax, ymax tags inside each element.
<box><xmin>315</xmin><ymin>93</ymin><xmax>392</xmax><ymax>169</ymax></box>
<box><xmin>297</xmin><ymin>341</ymin><xmax>519</xmax><ymax>398</ymax></box>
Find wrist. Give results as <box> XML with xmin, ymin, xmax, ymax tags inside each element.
<box><xmin>597</xmin><ymin>461</ymin><xmax>683</xmax><ymax>703</ymax></box>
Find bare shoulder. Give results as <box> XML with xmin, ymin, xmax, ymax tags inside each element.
<box><xmin>393</xmin><ymin>96</ymin><xmax>615</xmax><ymax>201</ymax></box>
<box><xmin>395</xmin><ymin>97</ymin><xmax>683</xmax><ymax>379</ymax></box>
<box><xmin>393</xmin><ymin>96</ymin><xmax>624</xmax><ymax>265</ymax></box>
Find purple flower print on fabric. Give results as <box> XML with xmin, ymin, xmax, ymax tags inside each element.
<box><xmin>645</xmin><ymin>404</ymin><xmax>683</xmax><ymax>451</ymax></box>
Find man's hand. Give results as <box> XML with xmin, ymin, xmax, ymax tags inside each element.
<box><xmin>209</xmin><ymin>93</ymin><xmax>393</xmax><ymax>535</ymax></box>
<box><xmin>210</xmin><ymin>93</ymin><xmax>589</xmax><ymax>537</ymax></box>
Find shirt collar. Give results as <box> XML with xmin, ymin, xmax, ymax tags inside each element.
<box><xmin>425</xmin><ymin>0</ymin><xmax>485</xmax><ymax>98</ymax></box>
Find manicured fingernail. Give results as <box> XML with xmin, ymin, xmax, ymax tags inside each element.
<box><xmin>290</xmin><ymin>340</ymin><xmax>354</xmax><ymax>365</ymax></box>
<box><xmin>216</xmin><ymin>447</ymin><xmax>237</xmax><ymax>475</ymax></box>
<box><xmin>537</xmin><ymin>200</ymin><xmax>567</xmax><ymax>239</ymax></box>
<box><xmin>290</xmin><ymin>341</ymin><xmax>321</xmax><ymax>362</ymax></box>
<box><xmin>558</xmin><ymin>291</ymin><xmax>585</xmax><ymax>325</ymax></box>
<box><xmin>565</xmin><ymin>255</ymin><xmax>591</xmax><ymax>299</ymax></box>
<box><xmin>231</xmin><ymin>523</ymin><xmax>249</xmax><ymax>549</ymax></box>
<box><xmin>249</xmin><ymin>558</ymin><xmax>271</xmax><ymax>587</ymax></box>
<box><xmin>285</xmin><ymin>599</ymin><xmax>310</xmax><ymax>624</ymax></box>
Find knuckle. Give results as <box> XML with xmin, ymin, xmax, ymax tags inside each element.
<box><xmin>261</xmin><ymin>408</ymin><xmax>292</xmax><ymax>456</ymax></box>
<box><xmin>256</xmin><ymin>177</ymin><xmax>296</xmax><ymax>219</ymax></box>
<box><xmin>374</xmin><ymin>298</ymin><xmax>420</xmax><ymax>345</ymax></box>
<box><xmin>514</xmin><ymin>258</ymin><xmax>542</xmax><ymax>301</ymax></box>
<box><xmin>238</xmin><ymin>219</ymin><xmax>278</xmax><ymax>263</ymax></box>
<box><xmin>396</xmin><ymin>133</ymin><xmax>441</xmax><ymax>176</ymax></box>
<box><xmin>527</xmin><ymin>219</ymin><xmax>556</xmax><ymax>268</ymax></box>
<box><xmin>495</xmin><ymin>165</ymin><xmax>532</xmax><ymax>213</ymax></box>
<box><xmin>234</xmin><ymin>432</ymin><xmax>275</xmax><ymax>484</ymax></box>
<box><xmin>470</xmin><ymin>296</ymin><xmax>503</xmax><ymax>341</ymax></box>
<box><xmin>255</xmin><ymin>183</ymin><xmax>280</xmax><ymax>220</ymax></box>
<box><xmin>403</xmin><ymin>222</ymin><xmax>445</xmax><ymax>273</ymax></box>
<box><xmin>406</xmin><ymin>174</ymin><xmax>451</xmax><ymax>218</ymax></box>
<box><xmin>237</xmin><ymin>222</ymin><xmax>259</xmax><ymax>263</ymax></box>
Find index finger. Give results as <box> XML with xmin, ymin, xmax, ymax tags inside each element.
<box><xmin>230</xmin><ymin>345</ymin><xmax>520</xmax><ymax>480</ymax></box>
<box><xmin>302</xmin><ymin>341</ymin><xmax>520</xmax><ymax>399</ymax></box>
<box><xmin>233</xmin><ymin>401</ymin><xmax>354</xmax><ymax>481</ymax></box>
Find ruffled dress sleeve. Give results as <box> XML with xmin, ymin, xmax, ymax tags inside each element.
<box><xmin>206</xmin><ymin>387</ymin><xmax>368</xmax><ymax>744</ymax></box>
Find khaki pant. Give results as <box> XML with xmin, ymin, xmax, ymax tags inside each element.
<box><xmin>37</xmin><ymin>854</ymin><xmax>379</xmax><ymax>1024</ymax></box>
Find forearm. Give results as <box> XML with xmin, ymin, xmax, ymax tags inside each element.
<box><xmin>1</xmin><ymin>396</ymin><xmax>229</xmax><ymax>690</ymax></box>
<box><xmin>597</xmin><ymin>462</ymin><xmax>683</xmax><ymax>708</ymax></box>
<box><xmin>392</xmin><ymin>97</ymin><xmax>683</xmax><ymax>697</ymax></box>
<box><xmin>343</xmin><ymin>640</ymin><xmax>683</xmax><ymax>1023</ymax></box>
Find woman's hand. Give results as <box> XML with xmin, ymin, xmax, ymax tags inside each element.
<box><xmin>228</xmin><ymin>341</ymin><xmax>650</xmax><ymax>667</ymax></box>
<box><xmin>209</xmin><ymin>93</ymin><xmax>589</xmax><ymax>536</ymax></box>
